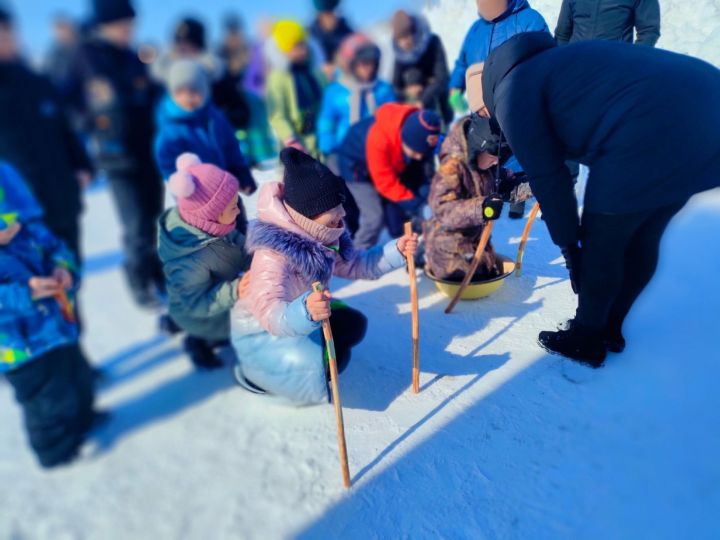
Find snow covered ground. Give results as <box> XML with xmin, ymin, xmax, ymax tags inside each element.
<box><xmin>2</xmin><ymin>1</ymin><xmax>720</xmax><ymax>539</ymax></box>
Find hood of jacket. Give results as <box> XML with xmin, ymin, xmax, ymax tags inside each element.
<box><xmin>247</xmin><ymin>182</ymin><xmax>354</xmax><ymax>284</ymax></box>
<box><xmin>371</xmin><ymin>102</ymin><xmax>418</xmax><ymax>147</ymax></box>
<box><xmin>0</xmin><ymin>162</ymin><xmax>44</xmax><ymax>224</ymax></box>
<box><xmin>157</xmin><ymin>94</ymin><xmax>212</xmax><ymax>125</ymax></box>
<box><xmin>392</xmin><ymin>14</ymin><xmax>433</xmax><ymax>65</ymax></box>
<box><xmin>438</xmin><ymin>116</ymin><xmax>472</xmax><ymax>163</ymax></box>
<box><xmin>158</xmin><ymin>207</ymin><xmax>221</xmax><ymax>261</ymax></box>
<box><xmin>482</xmin><ymin>31</ymin><xmax>556</xmax><ymax>117</ymax></box>
<box><xmin>483</xmin><ymin>0</ymin><xmax>531</xmax><ymax>23</ymax></box>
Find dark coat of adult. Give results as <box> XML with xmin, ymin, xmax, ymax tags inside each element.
<box><xmin>66</xmin><ymin>35</ymin><xmax>159</xmax><ymax>175</ymax></box>
<box><xmin>308</xmin><ymin>16</ymin><xmax>354</xmax><ymax>65</ymax></box>
<box><xmin>555</xmin><ymin>0</ymin><xmax>661</xmax><ymax>47</ymax></box>
<box><xmin>0</xmin><ymin>61</ymin><xmax>91</xmax><ymax>249</ymax></box>
<box><xmin>391</xmin><ymin>15</ymin><xmax>452</xmax><ymax>123</ymax></box>
<box><xmin>482</xmin><ymin>31</ymin><xmax>720</xmax><ymax>248</ymax></box>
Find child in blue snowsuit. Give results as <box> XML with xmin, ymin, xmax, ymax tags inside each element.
<box><xmin>448</xmin><ymin>0</ymin><xmax>548</xmax><ymax>217</ymax></box>
<box><xmin>0</xmin><ymin>162</ymin><xmax>96</xmax><ymax>468</ymax></box>
<box><xmin>154</xmin><ymin>59</ymin><xmax>257</xmax><ymax>231</ymax></box>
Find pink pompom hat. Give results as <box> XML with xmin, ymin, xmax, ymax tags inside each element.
<box><xmin>168</xmin><ymin>153</ymin><xmax>240</xmax><ymax>236</ymax></box>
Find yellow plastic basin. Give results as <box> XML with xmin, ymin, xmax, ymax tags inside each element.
<box><xmin>425</xmin><ymin>255</ymin><xmax>516</xmax><ymax>300</ymax></box>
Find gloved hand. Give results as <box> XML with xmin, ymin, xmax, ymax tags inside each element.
<box><xmin>448</xmin><ymin>89</ymin><xmax>467</xmax><ymax>114</ymax></box>
<box><xmin>481</xmin><ymin>193</ymin><xmax>504</xmax><ymax>221</ymax></box>
<box><xmin>561</xmin><ymin>244</ymin><xmax>582</xmax><ymax>294</ymax></box>
<box><xmin>497</xmin><ymin>171</ymin><xmax>527</xmax><ymax>202</ymax></box>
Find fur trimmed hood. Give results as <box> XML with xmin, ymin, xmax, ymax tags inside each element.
<box><xmin>247</xmin><ymin>221</ymin><xmax>354</xmax><ymax>284</ymax></box>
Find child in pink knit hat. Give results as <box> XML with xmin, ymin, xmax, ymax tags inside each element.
<box><xmin>158</xmin><ymin>153</ymin><xmax>252</xmax><ymax>369</ymax></box>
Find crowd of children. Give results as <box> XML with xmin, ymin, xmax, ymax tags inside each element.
<box><xmin>0</xmin><ymin>0</ymin><xmax>543</xmax><ymax>469</ymax></box>
<box><xmin>5</xmin><ymin>0</ymin><xmax>713</xmax><ymax>473</ymax></box>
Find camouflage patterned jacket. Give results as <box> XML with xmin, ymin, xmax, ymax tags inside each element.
<box><xmin>424</xmin><ymin>117</ymin><xmax>531</xmax><ymax>281</ymax></box>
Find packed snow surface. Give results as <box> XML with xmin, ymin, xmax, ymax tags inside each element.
<box><xmin>2</xmin><ymin>1</ymin><xmax>720</xmax><ymax>538</ymax></box>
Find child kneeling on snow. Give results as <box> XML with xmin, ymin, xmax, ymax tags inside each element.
<box><xmin>0</xmin><ymin>162</ymin><xmax>98</xmax><ymax>468</ymax></box>
<box><xmin>159</xmin><ymin>154</ymin><xmax>252</xmax><ymax>369</ymax></box>
<box><xmin>231</xmin><ymin>148</ymin><xmax>418</xmax><ymax>404</ymax></box>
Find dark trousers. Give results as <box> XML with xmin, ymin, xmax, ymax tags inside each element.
<box><xmin>576</xmin><ymin>202</ymin><xmax>686</xmax><ymax>331</ymax></box>
<box><xmin>322</xmin><ymin>306</ymin><xmax>368</xmax><ymax>373</ymax></box>
<box><xmin>346</xmin><ymin>182</ymin><xmax>385</xmax><ymax>249</ymax></box>
<box><xmin>106</xmin><ymin>168</ymin><xmax>165</xmax><ymax>296</ymax></box>
<box><xmin>5</xmin><ymin>343</ymin><xmax>95</xmax><ymax>468</ymax></box>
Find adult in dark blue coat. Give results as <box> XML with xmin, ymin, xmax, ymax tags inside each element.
<box><xmin>555</xmin><ymin>0</ymin><xmax>661</xmax><ymax>47</ymax></box>
<box><xmin>473</xmin><ymin>31</ymin><xmax>720</xmax><ymax>366</ymax></box>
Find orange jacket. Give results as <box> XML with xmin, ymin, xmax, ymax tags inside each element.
<box><xmin>366</xmin><ymin>103</ymin><xmax>418</xmax><ymax>202</ymax></box>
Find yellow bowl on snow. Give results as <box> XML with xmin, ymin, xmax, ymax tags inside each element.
<box><xmin>425</xmin><ymin>255</ymin><xmax>516</xmax><ymax>300</ymax></box>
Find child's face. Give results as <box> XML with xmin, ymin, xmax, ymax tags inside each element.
<box><xmin>402</xmin><ymin>143</ymin><xmax>424</xmax><ymax>162</ymax></box>
<box><xmin>313</xmin><ymin>204</ymin><xmax>345</xmax><ymax>229</ymax></box>
<box><xmin>476</xmin><ymin>151</ymin><xmax>499</xmax><ymax>171</ymax></box>
<box><xmin>0</xmin><ymin>24</ymin><xmax>18</xmax><ymax>61</ymax></box>
<box><xmin>396</xmin><ymin>35</ymin><xmax>414</xmax><ymax>52</ymax></box>
<box><xmin>353</xmin><ymin>60</ymin><xmax>376</xmax><ymax>83</ymax></box>
<box><xmin>218</xmin><ymin>194</ymin><xmax>240</xmax><ymax>225</ymax></box>
<box><xmin>288</xmin><ymin>42</ymin><xmax>309</xmax><ymax>64</ymax></box>
<box><xmin>173</xmin><ymin>88</ymin><xmax>206</xmax><ymax>112</ymax></box>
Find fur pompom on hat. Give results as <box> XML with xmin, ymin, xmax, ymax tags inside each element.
<box><xmin>169</xmin><ymin>153</ymin><xmax>240</xmax><ymax>236</ymax></box>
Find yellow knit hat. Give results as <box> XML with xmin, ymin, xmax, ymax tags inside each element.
<box><xmin>272</xmin><ymin>20</ymin><xmax>306</xmax><ymax>54</ymax></box>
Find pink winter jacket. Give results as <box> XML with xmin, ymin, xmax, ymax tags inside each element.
<box><xmin>232</xmin><ymin>181</ymin><xmax>407</xmax><ymax>339</ymax></box>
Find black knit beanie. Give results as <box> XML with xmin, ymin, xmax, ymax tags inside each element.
<box><xmin>281</xmin><ymin>148</ymin><xmax>346</xmax><ymax>218</ymax></box>
<box><xmin>92</xmin><ymin>0</ymin><xmax>136</xmax><ymax>24</ymax></box>
<box><xmin>174</xmin><ymin>17</ymin><xmax>206</xmax><ymax>50</ymax></box>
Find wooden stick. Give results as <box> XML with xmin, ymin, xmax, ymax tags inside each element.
<box><xmin>404</xmin><ymin>222</ymin><xmax>420</xmax><ymax>394</ymax></box>
<box><xmin>515</xmin><ymin>201</ymin><xmax>541</xmax><ymax>277</ymax></box>
<box><xmin>311</xmin><ymin>282</ymin><xmax>351</xmax><ymax>488</ymax></box>
<box><xmin>444</xmin><ymin>221</ymin><xmax>495</xmax><ymax>314</ymax></box>
<box><xmin>55</xmin><ymin>290</ymin><xmax>76</xmax><ymax>323</ymax></box>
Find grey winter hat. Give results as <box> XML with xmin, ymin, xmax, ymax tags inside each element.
<box><xmin>168</xmin><ymin>59</ymin><xmax>210</xmax><ymax>102</ymax></box>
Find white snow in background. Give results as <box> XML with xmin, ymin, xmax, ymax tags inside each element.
<box><xmin>1</xmin><ymin>1</ymin><xmax>720</xmax><ymax>539</ymax></box>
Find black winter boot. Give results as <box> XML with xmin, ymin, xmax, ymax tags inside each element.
<box><xmin>604</xmin><ymin>325</ymin><xmax>626</xmax><ymax>353</ymax></box>
<box><xmin>538</xmin><ymin>320</ymin><xmax>607</xmax><ymax>367</ymax></box>
<box><xmin>183</xmin><ymin>336</ymin><xmax>224</xmax><ymax>370</ymax></box>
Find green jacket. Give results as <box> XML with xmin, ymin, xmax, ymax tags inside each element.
<box><xmin>265</xmin><ymin>68</ymin><xmax>324</xmax><ymax>156</ymax></box>
<box><xmin>158</xmin><ymin>208</ymin><xmax>251</xmax><ymax>341</ymax></box>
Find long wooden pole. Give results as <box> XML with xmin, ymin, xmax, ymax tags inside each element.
<box><xmin>311</xmin><ymin>282</ymin><xmax>351</xmax><ymax>488</ymax></box>
<box><xmin>515</xmin><ymin>201</ymin><xmax>541</xmax><ymax>277</ymax></box>
<box><xmin>404</xmin><ymin>222</ymin><xmax>420</xmax><ymax>394</ymax></box>
<box><xmin>444</xmin><ymin>221</ymin><xmax>495</xmax><ymax>314</ymax></box>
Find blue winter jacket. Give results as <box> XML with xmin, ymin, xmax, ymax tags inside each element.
<box><xmin>317</xmin><ymin>78</ymin><xmax>396</xmax><ymax>155</ymax></box>
<box><xmin>154</xmin><ymin>96</ymin><xmax>256</xmax><ymax>192</ymax></box>
<box><xmin>0</xmin><ymin>163</ymin><xmax>79</xmax><ymax>373</ymax></box>
<box><xmin>449</xmin><ymin>0</ymin><xmax>549</xmax><ymax>90</ymax></box>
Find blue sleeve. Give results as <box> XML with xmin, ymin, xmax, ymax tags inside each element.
<box><xmin>0</xmin><ymin>283</ymin><xmax>35</xmax><ymax>323</ymax></box>
<box><xmin>27</xmin><ymin>221</ymin><xmax>79</xmax><ymax>277</ymax></box>
<box><xmin>449</xmin><ymin>23</ymin><xmax>478</xmax><ymax>90</ymax></box>
<box><xmin>154</xmin><ymin>132</ymin><xmax>182</xmax><ymax>180</ymax></box>
<box><xmin>218</xmin><ymin>113</ymin><xmax>256</xmax><ymax>191</ymax></box>
<box><xmin>283</xmin><ymin>291</ymin><xmax>321</xmax><ymax>336</ymax></box>
<box><xmin>376</xmin><ymin>81</ymin><xmax>397</xmax><ymax>106</ymax></box>
<box><xmin>317</xmin><ymin>86</ymin><xmax>339</xmax><ymax>155</ymax></box>
<box><xmin>522</xmin><ymin>10</ymin><xmax>550</xmax><ymax>33</ymax></box>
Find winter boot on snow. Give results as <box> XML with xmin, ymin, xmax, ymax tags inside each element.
<box><xmin>508</xmin><ymin>200</ymin><xmax>526</xmax><ymax>219</ymax></box>
<box><xmin>538</xmin><ymin>319</ymin><xmax>607</xmax><ymax>368</ymax></box>
<box><xmin>183</xmin><ymin>336</ymin><xmax>224</xmax><ymax>370</ymax></box>
<box><xmin>604</xmin><ymin>324</ymin><xmax>626</xmax><ymax>353</ymax></box>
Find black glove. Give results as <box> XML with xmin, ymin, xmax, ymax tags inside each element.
<box><xmin>481</xmin><ymin>193</ymin><xmax>504</xmax><ymax>221</ymax></box>
<box><xmin>560</xmin><ymin>244</ymin><xmax>582</xmax><ymax>294</ymax></box>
